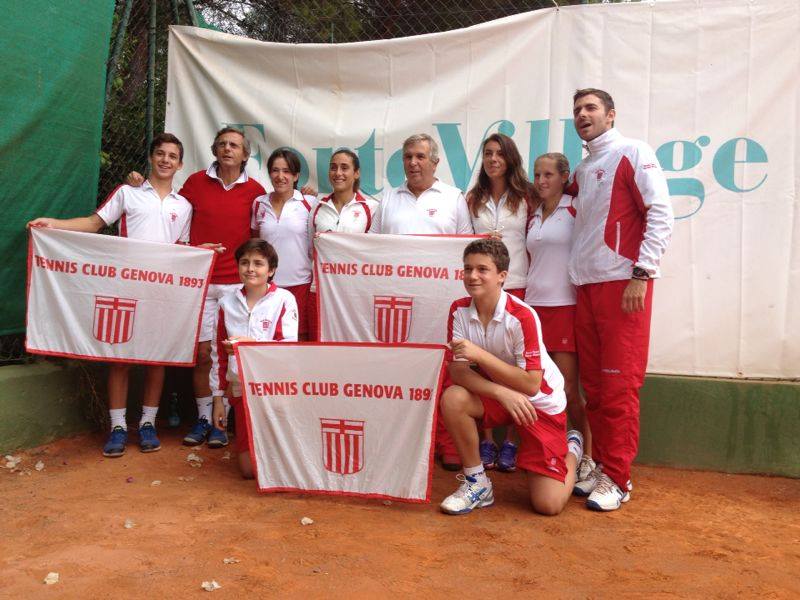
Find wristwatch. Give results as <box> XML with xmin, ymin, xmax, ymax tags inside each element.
<box><xmin>632</xmin><ymin>267</ymin><xmax>650</xmax><ymax>280</ymax></box>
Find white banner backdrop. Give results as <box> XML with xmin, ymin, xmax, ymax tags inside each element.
<box><xmin>166</xmin><ymin>0</ymin><xmax>800</xmax><ymax>378</ymax></box>
<box><xmin>26</xmin><ymin>228</ymin><xmax>215</xmax><ymax>365</ymax></box>
<box><xmin>315</xmin><ymin>233</ymin><xmax>481</xmax><ymax>344</ymax></box>
<box><xmin>235</xmin><ymin>343</ymin><xmax>446</xmax><ymax>502</ymax></box>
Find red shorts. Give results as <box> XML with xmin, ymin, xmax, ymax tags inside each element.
<box><xmin>480</xmin><ymin>396</ymin><xmax>568</xmax><ymax>482</ymax></box>
<box><xmin>284</xmin><ymin>282</ymin><xmax>311</xmax><ymax>336</ymax></box>
<box><xmin>229</xmin><ymin>396</ymin><xmax>251</xmax><ymax>454</ymax></box>
<box><xmin>307</xmin><ymin>291</ymin><xmax>319</xmax><ymax>341</ymax></box>
<box><xmin>531</xmin><ymin>305</ymin><xmax>576</xmax><ymax>353</ymax></box>
<box><xmin>506</xmin><ymin>288</ymin><xmax>526</xmax><ymax>300</ymax></box>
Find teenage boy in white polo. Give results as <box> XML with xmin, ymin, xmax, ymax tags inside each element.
<box><xmin>568</xmin><ymin>88</ymin><xmax>674</xmax><ymax>511</ymax></box>
<box><xmin>28</xmin><ymin>133</ymin><xmax>192</xmax><ymax>457</ymax></box>
<box><xmin>439</xmin><ymin>238</ymin><xmax>583</xmax><ymax>516</ymax></box>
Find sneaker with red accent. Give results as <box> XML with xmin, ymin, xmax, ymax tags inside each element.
<box><xmin>586</xmin><ymin>473</ymin><xmax>631</xmax><ymax>511</ymax></box>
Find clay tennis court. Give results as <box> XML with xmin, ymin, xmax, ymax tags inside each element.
<box><xmin>2</xmin><ymin>430</ymin><xmax>798</xmax><ymax>598</ymax></box>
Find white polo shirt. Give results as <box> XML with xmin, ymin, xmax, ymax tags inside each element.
<box><xmin>446</xmin><ymin>291</ymin><xmax>565</xmax><ymax>415</ymax></box>
<box><xmin>214</xmin><ymin>283</ymin><xmax>299</xmax><ymax>396</ymax></box>
<box><xmin>525</xmin><ymin>194</ymin><xmax>577</xmax><ymax>307</ymax></box>
<box><xmin>251</xmin><ymin>190</ymin><xmax>315</xmax><ymax>287</ymax></box>
<box><xmin>369</xmin><ymin>179</ymin><xmax>472</xmax><ymax>234</ymax></box>
<box><xmin>205</xmin><ymin>163</ymin><xmax>249</xmax><ymax>191</ymax></box>
<box><xmin>96</xmin><ymin>181</ymin><xmax>192</xmax><ymax>243</ymax></box>
<box><xmin>309</xmin><ymin>192</ymin><xmax>378</xmax><ymax>237</ymax></box>
<box><xmin>470</xmin><ymin>193</ymin><xmax>529</xmax><ymax>290</ymax></box>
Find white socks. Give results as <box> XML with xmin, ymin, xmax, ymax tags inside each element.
<box><xmin>109</xmin><ymin>408</ymin><xmax>127</xmax><ymax>431</ymax></box>
<box><xmin>140</xmin><ymin>405</ymin><xmax>158</xmax><ymax>427</ymax></box>
<box><xmin>196</xmin><ymin>396</ymin><xmax>213</xmax><ymax>422</ymax></box>
<box><xmin>463</xmin><ymin>464</ymin><xmax>489</xmax><ymax>485</ymax></box>
<box><xmin>567</xmin><ymin>435</ymin><xmax>584</xmax><ymax>462</ymax></box>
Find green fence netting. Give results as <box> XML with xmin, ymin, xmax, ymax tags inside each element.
<box><xmin>0</xmin><ymin>2</ymin><xmax>115</xmax><ymax>335</ymax></box>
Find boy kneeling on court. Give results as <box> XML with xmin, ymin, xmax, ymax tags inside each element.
<box><xmin>440</xmin><ymin>238</ymin><xmax>583</xmax><ymax>516</ymax></box>
<box><xmin>212</xmin><ymin>239</ymin><xmax>298</xmax><ymax>478</ymax></box>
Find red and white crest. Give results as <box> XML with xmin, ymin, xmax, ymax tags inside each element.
<box><xmin>320</xmin><ymin>418</ymin><xmax>364</xmax><ymax>475</ymax></box>
<box><xmin>261</xmin><ymin>319</ymin><xmax>272</xmax><ymax>331</ymax></box>
<box><xmin>595</xmin><ymin>169</ymin><xmax>605</xmax><ymax>182</ymax></box>
<box><xmin>352</xmin><ymin>210</ymin><xmax>361</xmax><ymax>219</ymax></box>
<box><xmin>426</xmin><ymin>208</ymin><xmax>437</xmax><ymax>217</ymax></box>
<box><xmin>93</xmin><ymin>295</ymin><xmax>137</xmax><ymax>344</ymax></box>
<box><xmin>373</xmin><ymin>295</ymin><xmax>413</xmax><ymax>343</ymax></box>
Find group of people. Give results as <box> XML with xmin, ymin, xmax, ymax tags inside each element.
<box><xmin>27</xmin><ymin>87</ymin><xmax>673</xmax><ymax>515</ymax></box>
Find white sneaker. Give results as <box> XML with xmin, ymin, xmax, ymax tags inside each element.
<box><xmin>586</xmin><ymin>473</ymin><xmax>631</xmax><ymax>511</ymax></box>
<box><xmin>440</xmin><ymin>474</ymin><xmax>494</xmax><ymax>515</ymax></box>
<box><xmin>577</xmin><ymin>455</ymin><xmax>596</xmax><ymax>483</ymax></box>
<box><xmin>573</xmin><ymin>463</ymin><xmax>601</xmax><ymax>497</ymax></box>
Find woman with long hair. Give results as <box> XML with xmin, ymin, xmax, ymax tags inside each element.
<box><xmin>465</xmin><ymin>133</ymin><xmax>536</xmax><ymax>473</ymax></box>
<box><xmin>307</xmin><ymin>148</ymin><xmax>378</xmax><ymax>340</ymax></box>
<box><xmin>251</xmin><ymin>148</ymin><xmax>317</xmax><ymax>340</ymax></box>
<box><xmin>526</xmin><ymin>152</ymin><xmax>593</xmax><ymax>491</ymax></box>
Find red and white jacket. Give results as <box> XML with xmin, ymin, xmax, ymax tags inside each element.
<box><xmin>309</xmin><ymin>192</ymin><xmax>377</xmax><ymax>235</ymax></box>
<box><xmin>214</xmin><ymin>283</ymin><xmax>298</xmax><ymax>397</ymax></box>
<box><xmin>567</xmin><ymin>128</ymin><xmax>674</xmax><ymax>285</ymax></box>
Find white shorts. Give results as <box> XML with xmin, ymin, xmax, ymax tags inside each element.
<box><xmin>199</xmin><ymin>283</ymin><xmax>241</xmax><ymax>342</ymax></box>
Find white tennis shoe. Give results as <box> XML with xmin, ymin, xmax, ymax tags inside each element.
<box><xmin>440</xmin><ymin>474</ymin><xmax>494</xmax><ymax>515</ymax></box>
<box><xmin>586</xmin><ymin>473</ymin><xmax>631</xmax><ymax>511</ymax></box>
<box><xmin>573</xmin><ymin>462</ymin><xmax>602</xmax><ymax>497</ymax></box>
<box><xmin>576</xmin><ymin>455</ymin><xmax>597</xmax><ymax>483</ymax></box>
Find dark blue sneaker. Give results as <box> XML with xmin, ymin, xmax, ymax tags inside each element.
<box><xmin>183</xmin><ymin>417</ymin><xmax>211</xmax><ymax>446</ymax></box>
<box><xmin>138</xmin><ymin>422</ymin><xmax>161</xmax><ymax>453</ymax></box>
<box><xmin>479</xmin><ymin>440</ymin><xmax>498</xmax><ymax>470</ymax></box>
<box><xmin>207</xmin><ymin>427</ymin><xmax>229</xmax><ymax>449</ymax></box>
<box><xmin>496</xmin><ymin>441</ymin><xmax>518</xmax><ymax>472</ymax></box>
<box><xmin>103</xmin><ymin>426</ymin><xmax>128</xmax><ymax>458</ymax></box>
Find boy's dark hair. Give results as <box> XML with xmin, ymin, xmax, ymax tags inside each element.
<box><xmin>149</xmin><ymin>132</ymin><xmax>184</xmax><ymax>161</ymax></box>
<box><xmin>463</xmin><ymin>238</ymin><xmax>510</xmax><ymax>273</ymax></box>
<box><xmin>235</xmin><ymin>239</ymin><xmax>278</xmax><ymax>279</ymax></box>
<box><xmin>573</xmin><ymin>88</ymin><xmax>615</xmax><ymax>113</ymax></box>
<box><xmin>267</xmin><ymin>147</ymin><xmax>302</xmax><ymax>189</ymax></box>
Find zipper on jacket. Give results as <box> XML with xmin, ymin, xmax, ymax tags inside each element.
<box><xmin>615</xmin><ymin>221</ymin><xmax>621</xmax><ymax>257</ymax></box>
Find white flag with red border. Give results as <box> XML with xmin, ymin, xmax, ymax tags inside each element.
<box><xmin>26</xmin><ymin>228</ymin><xmax>214</xmax><ymax>365</ymax></box>
<box><xmin>235</xmin><ymin>342</ymin><xmax>446</xmax><ymax>502</ymax></box>
<box><xmin>315</xmin><ymin>233</ymin><xmax>482</xmax><ymax>344</ymax></box>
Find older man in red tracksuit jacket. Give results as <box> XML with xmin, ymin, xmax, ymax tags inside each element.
<box><xmin>567</xmin><ymin>89</ymin><xmax>674</xmax><ymax>511</ymax></box>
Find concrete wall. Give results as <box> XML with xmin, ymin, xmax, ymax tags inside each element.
<box><xmin>638</xmin><ymin>375</ymin><xmax>800</xmax><ymax>478</ymax></box>
<box><xmin>0</xmin><ymin>362</ymin><xmax>94</xmax><ymax>454</ymax></box>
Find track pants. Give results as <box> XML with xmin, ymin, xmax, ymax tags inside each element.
<box><xmin>575</xmin><ymin>279</ymin><xmax>653</xmax><ymax>491</ymax></box>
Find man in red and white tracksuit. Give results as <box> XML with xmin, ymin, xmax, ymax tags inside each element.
<box><xmin>568</xmin><ymin>88</ymin><xmax>674</xmax><ymax>511</ymax></box>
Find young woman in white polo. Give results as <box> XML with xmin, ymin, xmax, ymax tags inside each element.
<box><xmin>526</xmin><ymin>152</ymin><xmax>593</xmax><ymax>489</ymax></box>
<box><xmin>465</xmin><ymin>133</ymin><xmax>536</xmax><ymax>473</ymax></box>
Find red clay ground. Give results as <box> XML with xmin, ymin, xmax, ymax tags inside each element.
<box><xmin>2</xmin><ymin>430</ymin><xmax>799</xmax><ymax>599</ymax></box>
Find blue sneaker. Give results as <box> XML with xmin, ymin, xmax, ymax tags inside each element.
<box><xmin>138</xmin><ymin>422</ymin><xmax>161</xmax><ymax>453</ymax></box>
<box><xmin>479</xmin><ymin>440</ymin><xmax>498</xmax><ymax>470</ymax></box>
<box><xmin>207</xmin><ymin>427</ymin><xmax>229</xmax><ymax>449</ymax></box>
<box><xmin>103</xmin><ymin>426</ymin><xmax>128</xmax><ymax>458</ymax></box>
<box><xmin>183</xmin><ymin>417</ymin><xmax>211</xmax><ymax>446</ymax></box>
<box><xmin>496</xmin><ymin>441</ymin><xmax>518</xmax><ymax>472</ymax></box>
